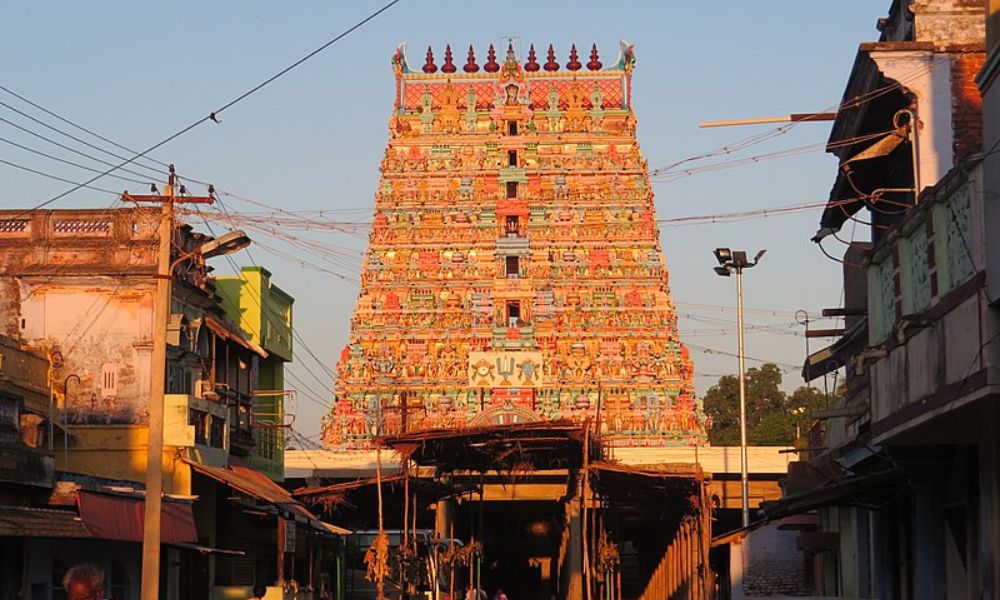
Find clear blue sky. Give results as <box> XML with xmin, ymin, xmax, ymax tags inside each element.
<box><xmin>1</xmin><ymin>1</ymin><xmax>885</xmax><ymax>439</ymax></box>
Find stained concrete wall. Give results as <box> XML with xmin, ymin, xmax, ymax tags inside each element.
<box><xmin>17</xmin><ymin>281</ymin><xmax>156</xmax><ymax>425</ymax></box>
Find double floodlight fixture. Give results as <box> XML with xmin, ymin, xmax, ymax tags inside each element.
<box><xmin>713</xmin><ymin>247</ymin><xmax>766</xmax><ymax>276</ymax></box>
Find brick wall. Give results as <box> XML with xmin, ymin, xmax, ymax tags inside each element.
<box><xmin>951</xmin><ymin>51</ymin><xmax>986</xmax><ymax>160</ymax></box>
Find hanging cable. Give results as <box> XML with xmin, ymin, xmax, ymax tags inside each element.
<box><xmin>10</xmin><ymin>0</ymin><xmax>404</xmax><ymax>216</ymax></box>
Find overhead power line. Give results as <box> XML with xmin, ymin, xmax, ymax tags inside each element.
<box><xmin>0</xmin><ymin>98</ymin><xmax>167</xmax><ymax>179</ymax></box>
<box><xmin>0</xmin><ymin>159</ymin><xmax>119</xmax><ymax>195</ymax></box>
<box><xmin>0</xmin><ymin>114</ymin><xmax>165</xmax><ymax>183</ymax></box>
<box><xmin>0</xmin><ymin>83</ymin><xmax>171</xmax><ymax>171</ymax></box>
<box><xmin>0</xmin><ymin>135</ymin><xmax>153</xmax><ymax>186</ymax></box>
<box><xmin>9</xmin><ymin>0</ymin><xmax>404</xmax><ymax>216</ymax></box>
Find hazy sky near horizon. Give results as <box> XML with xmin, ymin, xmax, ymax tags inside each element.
<box><xmin>1</xmin><ymin>1</ymin><xmax>885</xmax><ymax>439</ymax></box>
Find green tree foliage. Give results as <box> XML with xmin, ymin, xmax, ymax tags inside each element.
<box><xmin>703</xmin><ymin>363</ymin><xmax>830</xmax><ymax>446</ymax></box>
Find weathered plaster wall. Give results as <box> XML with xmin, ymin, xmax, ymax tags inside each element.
<box><xmin>912</xmin><ymin>0</ymin><xmax>986</xmax><ymax>45</ymax></box>
<box><xmin>16</xmin><ymin>280</ymin><xmax>155</xmax><ymax>425</ymax></box>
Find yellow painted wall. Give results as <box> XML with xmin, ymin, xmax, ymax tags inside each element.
<box><xmin>55</xmin><ymin>424</ymin><xmax>192</xmax><ymax>495</ymax></box>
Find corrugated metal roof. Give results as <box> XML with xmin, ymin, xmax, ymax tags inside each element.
<box><xmin>187</xmin><ymin>461</ymin><xmax>292</xmax><ymax>505</ymax></box>
<box><xmin>202</xmin><ymin>315</ymin><xmax>268</xmax><ymax>358</ymax></box>
<box><xmin>186</xmin><ymin>461</ymin><xmax>347</xmax><ymax>534</ymax></box>
<box><xmin>0</xmin><ymin>505</ymin><xmax>90</xmax><ymax>538</ymax></box>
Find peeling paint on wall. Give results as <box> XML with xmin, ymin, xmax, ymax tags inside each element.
<box><xmin>18</xmin><ymin>283</ymin><xmax>155</xmax><ymax>425</ymax></box>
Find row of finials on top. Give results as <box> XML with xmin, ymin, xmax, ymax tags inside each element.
<box><xmin>420</xmin><ymin>43</ymin><xmax>606</xmax><ymax>74</ymax></box>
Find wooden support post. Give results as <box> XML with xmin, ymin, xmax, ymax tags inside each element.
<box><xmin>582</xmin><ymin>423</ymin><xmax>592</xmax><ymax>600</ymax></box>
<box><xmin>667</xmin><ymin>541</ymin><xmax>674</xmax><ymax>596</ymax></box>
<box><xmin>376</xmin><ymin>445</ymin><xmax>386</xmax><ymax>600</ymax></box>
<box><xmin>680</xmin><ymin>525</ymin><xmax>687</xmax><ymax>598</ymax></box>
<box><xmin>277</xmin><ymin>516</ymin><xmax>287</xmax><ymax>585</ymax></box>
<box><xmin>403</xmin><ymin>458</ymin><xmax>410</xmax><ymax>599</ymax></box>
<box><xmin>477</xmin><ymin>477</ymin><xmax>484</xmax><ymax>598</ymax></box>
<box><xmin>401</xmin><ymin>390</ymin><xmax>408</xmax><ymax>433</ymax></box>
<box><xmin>449</xmin><ymin>523</ymin><xmax>455</xmax><ymax>600</ymax></box>
<box><xmin>308</xmin><ymin>539</ymin><xmax>314</xmax><ymax>594</ymax></box>
<box><xmin>401</xmin><ymin>464</ymin><xmax>408</xmax><ymax>600</ymax></box>
<box><xmin>337</xmin><ymin>543</ymin><xmax>344</xmax><ymax>600</ymax></box>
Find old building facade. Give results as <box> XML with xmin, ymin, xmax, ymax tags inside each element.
<box><xmin>217</xmin><ymin>265</ymin><xmax>295</xmax><ymax>481</ymax></box>
<box><xmin>760</xmin><ymin>2</ymin><xmax>1000</xmax><ymax>599</ymax></box>
<box><xmin>0</xmin><ymin>207</ymin><xmax>340</xmax><ymax>600</ymax></box>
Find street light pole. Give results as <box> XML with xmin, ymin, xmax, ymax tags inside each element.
<box><xmin>712</xmin><ymin>248</ymin><xmax>765</xmax><ymax>528</ymax></box>
<box><xmin>734</xmin><ymin>266</ymin><xmax>749</xmax><ymax>528</ymax></box>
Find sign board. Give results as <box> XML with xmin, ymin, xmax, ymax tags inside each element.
<box><xmin>468</xmin><ymin>352</ymin><xmax>544</xmax><ymax>388</ymax></box>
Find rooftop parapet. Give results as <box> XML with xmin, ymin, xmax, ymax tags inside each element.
<box><xmin>391</xmin><ymin>41</ymin><xmax>637</xmax><ymax>113</ymax></box>
<box><xmin>401</xmin><ymin>41</ymin><xmax>632</xmax><ymax>76</ymax></box>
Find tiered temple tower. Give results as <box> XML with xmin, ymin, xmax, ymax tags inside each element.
<box><xmin>324</xmin><ymin>42</ymin><xmax>707</xmax><ymax>448</ymax></box>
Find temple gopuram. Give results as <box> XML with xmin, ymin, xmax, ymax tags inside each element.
<box><xmin>323</xmin><ymin>42</ymin><xmax>708</xmax><ymax>448</ymax></box>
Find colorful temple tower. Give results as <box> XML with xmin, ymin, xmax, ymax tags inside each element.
<box><xmin>324</xmin><ymin>42</ymin><xmax>707</xmax><ymax>448</ymax></box>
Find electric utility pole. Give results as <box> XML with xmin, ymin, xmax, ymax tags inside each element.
<box><xmin>124</xmin><ymin>166</ymin><xmax>213</xmax><ymax>600</ymax></box>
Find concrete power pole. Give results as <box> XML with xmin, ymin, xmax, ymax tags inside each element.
<box><xmin>125</xmin><ymin>167</ymin><xmax>214</xmax><ymax>600</ymax></box>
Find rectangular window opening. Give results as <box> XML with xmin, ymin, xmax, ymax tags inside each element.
<box><xmin>508</xmin><ymin>150</ymin><xmax>518</xmax><ymax>167</ymax></box>
<box><xmin>506</xmin><ymin>181</ymin><xmax>518</xmax><ymax>199</ymax></box>
<box><xmin>505</xmin><ymin>255</ymin><xmax>520</xmax><ymax>278</ymax></box>
<box><xmin>506</xmin><ymin>300</ymin><xmax>521</xmax><ymax>326</ymax></box>
<box><xmin>507</xmin><ymin>121</ymin><xmax>518</xmax><ymax>136</ymax></box>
